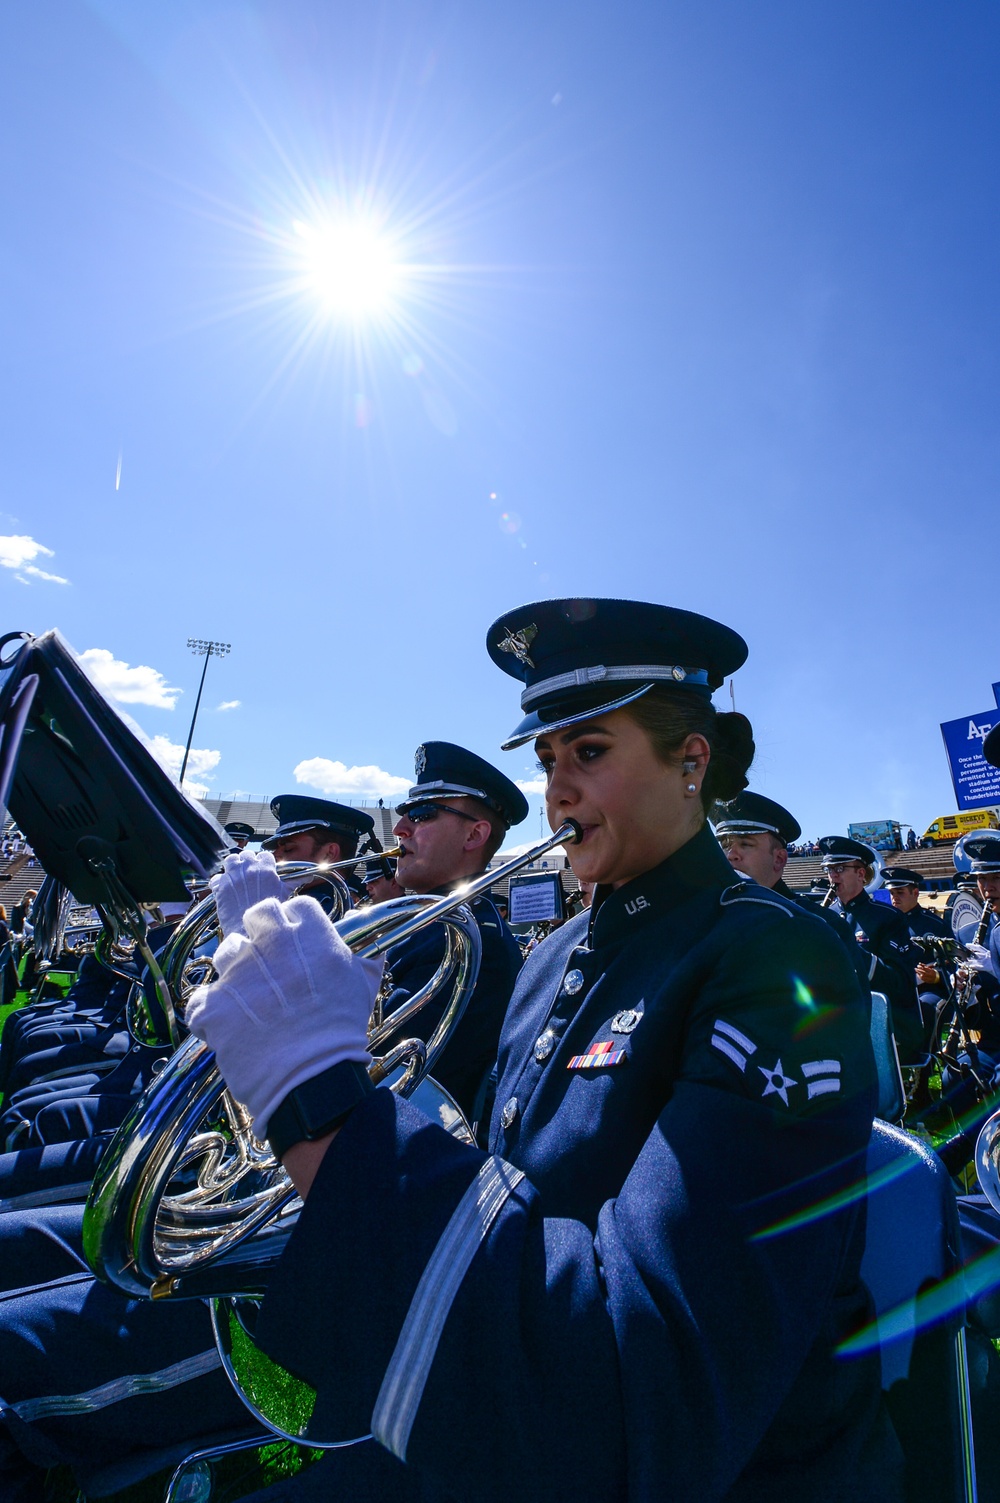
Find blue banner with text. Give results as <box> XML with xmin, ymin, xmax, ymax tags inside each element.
<box><xmin>940</xmin><ymin>709</ymin><xmax>1000</xmax><ymax>810</ymax></box>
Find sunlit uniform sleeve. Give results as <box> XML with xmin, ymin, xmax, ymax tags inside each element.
<box><xmin>256</xmin><ymin>834</ymin><xmax>899</xmax><ymax>1503</ymax></box>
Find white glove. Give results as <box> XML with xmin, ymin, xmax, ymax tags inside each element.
<box><xmin>211</xmin><ymin>850</ymin><xmax>285</xmax><ymax>938</ymax></box>
<box><xmin>966</xmin><ymin>942</ymin><xmax>997</xmax><ymax>978</ymax></box>
<box><xmin>186</xmin><ymin>895</ymin><xmax>383</xmax><ymax>1139</ymax></box>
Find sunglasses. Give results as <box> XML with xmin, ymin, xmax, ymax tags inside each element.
<box><xmin>399</xmin><ymin>802</ymin><xmax>479</xmax><ymax>826</ymax></box>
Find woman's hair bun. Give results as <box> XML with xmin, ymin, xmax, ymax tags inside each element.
<box><xmin>707</xmin><ymin>711</ymin><xmax>755</xmax><ymax>802</ymax></box>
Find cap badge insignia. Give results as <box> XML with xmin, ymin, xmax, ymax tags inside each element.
<box><xmin>497</xmin><ymin>623</ymin><xmax>538</xmax><ymax>668</ymax></box>
<box><xmin>414</xmin><ymin>745</ymin><xmax>427</xmax><ymax>776</ymax></box>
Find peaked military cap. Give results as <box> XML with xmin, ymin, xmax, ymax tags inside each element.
<box><xmin>397</xmin><ymin>741</ymin><xmax>528</xmax><ymax>828</ymax></box>
<box><xmin>882</xmin><ymin>866</ymin><xmax>925</xmax><ymax>889</ymax></box>
<box><xmin>262</xmin><ymin>795</ymin><xmax>374</xmax><ymax>850</ymax></box>
<box><xmin>984</xmin><ymin>722</ymin><xmax>1000</xmax><ymax>769</ymax></box>
<box><xmin>224</xmin><ymin>821</ymin><xmax>256</xmax><ymax>841</ymax></box>
<box><xmin>713</xmin><ymin>791</ymin><xmax>800</xmax><ymax>846</ymax></box>
<box><xmin>818</xmin><ymin>835</ymin><xmax>877</xmax><ymax>868</ymax></box>
<box><xmin>964</xmin><ymin>832</ymin><xmax>1000</xmax><ymax>873</ymax></box>
<box><xmin>486</xmin><ymin>597</ymin><xmax>748</xmax><ymax>750</ymax></box>
<box><xmin>363</xmin><ymin>856</ymin><xmax>397</xmax><ymax>884</ymax></box>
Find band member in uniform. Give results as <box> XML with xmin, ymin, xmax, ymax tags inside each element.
<box><xmin>0</xmin><ymin>756</ymin><xmax>524</xmax><ymax>1501</ymax></box>
<box><xmin>818</xmin><ymin>836</ymin><xmax>922</xmax><ymax>1060</ymax></box>
<box><xmin>262</xmin><ymin>795</ymin><xmax>374</xmax><ymax>906</ymax></box>
<box><xmin>362</xmin><ymin>855</ymin><xmax>404</xmax><ymax>904</ymax></box>
<box><xmin>189</xmin><ymin>598</ymin><xmax>897</xmax><ymax>1503</ymax></box>
<box><xmin>881</xmin><ymin>866</ymin><xmax>950</xmax><ymax>1040</ymax></box>
<box><xmin>224</xmin><ymin>821</ymin><xmax>256</xmax><ymax>851</ymax></box>
<box><xmin>712</xmin><ymin>789</ymin><xmax>800</xmax><ymax>890</ymax></box>
<box><xmin>951</xmin><ymin>834</ymin><xmax>1000</xmax><ymax>1041</ymax></box>
<box><xmin>713</xmin><ymin>792</ymin><xmax>870</xmax><ymax>989</ymax></box>
<box><xmin>882</xmin><ymin>867</ymin><xmax>950</xmax><ymax>939</ymax></box>
<box><xmin>930</xmin><ymin>834</ymin><xmax>1000</xmax><ymax>1153</ymax></box>
<box><xmin>383</xmin><ymin>742</ymin><xmax>527</xmax><ymax>1120</ymax></box>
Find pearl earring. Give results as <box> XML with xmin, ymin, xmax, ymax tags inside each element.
<box><xmin>686</xmin><ymin>784</ymin><xmax>697</xmax><ymax>793</ymax></box>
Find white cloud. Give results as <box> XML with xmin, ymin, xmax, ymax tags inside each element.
<box><xmin>515</xmin><ymin>776</ymin><xmax>547</xmax><ymax>796</ymax></box>
<box><xmin>112</xmin><ymin>708</ymin><xmax>221</xmax><ymax>800</ymax></box>
<box><xmin>145</xmin><ymin>735</ymin><xmax>221</xmax><ymax>799</ymax></box>
<box><xmin>217</xmin><ymin>699</ymin><xmax>241</xmax><ymax>712</ymax></box>
<box><xmin>79</xmin><ymin>647</ymin><xmax>181</xmax><ymax>710</ymax></box>
<box><xmin>0</xmin><ymin>534</ymin><xmax>69</xmax><ymax>585</ymax></box>
<box><xmin>294</xmin><ymin>757</ymin><xmax>411</xmax><ymax>800</ymax></box>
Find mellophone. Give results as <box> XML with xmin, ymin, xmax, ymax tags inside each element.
<box><xmin>0</xmin><ymin>626</ymin><xmax>582</xmax><ymax>1444</ymax></box>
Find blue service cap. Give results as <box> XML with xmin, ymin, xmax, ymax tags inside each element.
<box><xmin>396</xmin><ymin>741</ymin><xmax>528</xmax><ymax>828</ymax></box>
<box><xmin>819</xmin><ymin>835</ymin><xmax>878</xmax><ymax>867</ymax></box>
<box><xmin>363</xmin><ymin>856</ymin><xmax>397</xmax><ymax>884</ymax></box>
<box><xmin>882</xmin><ymin>866</ymin><xmax>925</xmax><ymax>889</ymax></box>
<box><xmin>713</xmin><ymin>791</ymin><xmax>800</xmax><ymax>846</ymax></box>
<box><xmin>964</xmin><ymin>833</ymin><xmax>1000</xmax><ymax>874</ymax></box>
<box><xmin>262</xmin><ymin>795</ymin><xmax>375</xmax><ymax>850</ymax></box>
<box><xmin>984</xmin><ymin>722</ymin><xmax>1000</xmax><ymax>769</ymax></box>
<box><xmin>224</xmin><ymin>822</ymin><xmax>256</xmax><ymax>840</ymax></box>
<box><xmin>486</xmin><ymin>597</ymin><xmax>748</xmax><ymax>750</ymax></box>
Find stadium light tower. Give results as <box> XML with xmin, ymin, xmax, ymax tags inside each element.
<box><xmin>180</xmin><ymin>638</ymin><xmax>230</xmax><ymax>787</ymax></box>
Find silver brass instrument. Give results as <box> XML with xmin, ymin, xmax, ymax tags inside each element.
<box><xmin>83</xmin><ymin>818</ymin><xmax>579</xmax><ymax>1446</ymax></box>
<box><xmin>84</xmin><ymin>820</ymin><xmax>579</xmax><ymax>1293</ymax></box>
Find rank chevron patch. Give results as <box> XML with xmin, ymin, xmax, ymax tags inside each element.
<box><xmin>710</xmin><ymin>1018</ymin><xmax>758</xmax><ymax>1073</ymax></box>
<box><xmin>801</xmin><ymin>1059</ymin><xmax>841</xmax><ymax>1098</ymax></box>
<box><xmin>710</xmin><ymin>1023</ymin><xmax>842</xmax><ymax>1105</ymax></box>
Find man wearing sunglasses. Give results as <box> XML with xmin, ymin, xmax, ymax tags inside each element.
<box><xmin>381</xmin><ymin>741</ymin><xmax>527</xmax><ymax>1128</ymax></box>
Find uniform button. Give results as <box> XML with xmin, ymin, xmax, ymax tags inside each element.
<box><xmin>534</xmin><ymin>1030</ymin><xmax>556</xmax><ymax>1062</ymax></box>
<box><xmin>500</xmin><ymin>1096</ymin><xmax>520</xmax><ymax>1130</ymax></box>
<box><xmin>562</xmin><ymin>969</ymin><xmax>585</xmax><ymax>995</ymax></box>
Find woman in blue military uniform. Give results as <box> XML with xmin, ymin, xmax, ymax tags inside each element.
<box><xmin>189</xmin><ymin>598</ymin><xmax>899</xmax><ymax>1503</ymax></box>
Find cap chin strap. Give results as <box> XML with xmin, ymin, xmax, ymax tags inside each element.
<box><xmin>520</xmin><ymin>662</ymin><xmax>709</xmax><ymax>709</ymax></box>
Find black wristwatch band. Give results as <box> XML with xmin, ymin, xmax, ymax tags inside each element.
<box><xmin>267</xmin><ymin>1058</ymin><xmax>375</xmax><ymax>1162</ymax></box>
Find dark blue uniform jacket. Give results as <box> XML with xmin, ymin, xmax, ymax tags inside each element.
<box><xmin>382</xmin><ymin>891</ymin><xmax>522</xmax><ymax>1120</ymax></box>
<box><xmin>833</xmin><ymin>892</ymin><xmax>921</xmax><ymax>1057</ymax></box>
<box><xmin>776</xmin><ymin>879</ymin><xmax>871</xmax><ymax>991</ymax></box>
<box><xmin>257</xmin><ymin>826</ymin><xmax>897</xmax><ymax>1502</ymax></box>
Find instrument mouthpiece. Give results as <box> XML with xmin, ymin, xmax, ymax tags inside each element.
<box><xmin>562</xmin><ymin>819</ymin><xmax>583</xmax><ymax>845</ymax></box>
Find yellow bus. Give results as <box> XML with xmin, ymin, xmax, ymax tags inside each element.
<box><xmin>920</xmin><ymin>808</ymin><xmax>1000</xmax><ymax>845</ymax></box>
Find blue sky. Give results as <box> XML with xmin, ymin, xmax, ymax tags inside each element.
<box><xmin>1</xmin><ymin>0</ymin><xmax>998</xmax><ymax>847</ymax></box>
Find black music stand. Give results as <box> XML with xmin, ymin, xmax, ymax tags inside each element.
<box><xmin>0</xmin><ymin>629</ymin><xmax>229</xmax><ymax>1038</ymax></box>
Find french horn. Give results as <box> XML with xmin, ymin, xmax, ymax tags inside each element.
<box><xmin>82</xmin><ymin>820</ymin><xmax>580</xmax><ymax>1445</ymax></box>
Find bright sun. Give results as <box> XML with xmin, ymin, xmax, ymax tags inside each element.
<box><xmin>292</xmin><ymin>217</ymin><xmax>402</xmax><ymax>321</ymax></box>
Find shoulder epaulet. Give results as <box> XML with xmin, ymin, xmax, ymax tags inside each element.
<box><xmin>719</xmin><ymin>881</ymin><xmax>795</xmax><ymax>916</ymax></box>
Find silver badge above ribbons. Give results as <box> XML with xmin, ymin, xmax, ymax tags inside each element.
<box><xmin>611</xmin><ymin>1009</ymin><xmax>641</xmax><ymax>1035</ymax></box>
